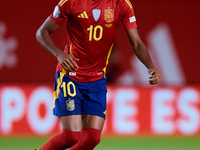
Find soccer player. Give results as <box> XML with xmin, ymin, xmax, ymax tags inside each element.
<box><xmin>36</xmin><ymin>0</ymin><xmax>161</xmax><ymax>149</ymax></box>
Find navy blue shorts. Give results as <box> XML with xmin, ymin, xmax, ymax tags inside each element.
<box><xmin>53</xmin><ymin>72</ymin><xmax>107</xmax><ymax>119</ymax></box>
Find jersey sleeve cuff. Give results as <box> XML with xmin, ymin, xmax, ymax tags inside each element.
<box><xmin>124</xmin><ymin>22</ymin><xmax>137</xmax><ymax>30</ymax></box>
<box><xmin>50</xmin><ymin>14</ymin><xmax>65</xmax><ymax>25</ymax></box>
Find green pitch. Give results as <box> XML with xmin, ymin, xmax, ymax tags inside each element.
<box><xmin>0</xmin><ymin>137</ymin><xmax>200</xmax><ymax>150</ymax></box>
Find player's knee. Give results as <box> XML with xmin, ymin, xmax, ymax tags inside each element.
<box><xmin>62</xmin><ymin>129</ymin><xmax>81</xmax><ymax>146</ymax></box>
<box><xmin>63</xmin><ymin>134</ymin><xmax>80</xmax><ymax>145</ymax></box>
<box><xmin>87</xmin><ymin>134</ymin><xmax>101</xmax><ymax>147</ymax></box>
<box><xmin>83</xmin><ymin>128</ymin><xmax>101</xmax><ymax>147</ymax></box>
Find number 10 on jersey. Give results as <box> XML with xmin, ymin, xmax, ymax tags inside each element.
<box><xmin>87</xmin><ymin>25</ymin><xmax>103</xmax><ymax>41</ymax></box>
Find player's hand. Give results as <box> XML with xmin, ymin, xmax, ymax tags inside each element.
<box><xmin>57</xmin><ymin>52</ymin><xmax>79</xmax><ymax>71</ymax></box>
<box><xmin>148</xmin><ymin>67</ymin><xmax>161</xmax><ymax>85</ymax></box>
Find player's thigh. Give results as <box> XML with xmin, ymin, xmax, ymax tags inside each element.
<box><xmin>61</xmin><ymin>115</ymin><xmax>82</xmax><ymax>131</ymax></box>
<box><xmin>82</xmin><ymin>114</ymin><xmax>105</xmax><ymax>131</ymax></box>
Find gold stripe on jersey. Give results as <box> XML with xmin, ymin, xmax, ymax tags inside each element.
<box><xmin>125</xmin><ymin>0</ymin><xmax>133</xmax><ymax>9</ymax></box>
<box><xmin>69</xmin><ymin>43</ymin><xmax>72</xmax><ymax>55</ymax></box>
<box><xmin>53</xmin><ymin>71</ymin><xmax>65</xmax><ymax>109</ymax></box>
<box><xmin>81</xmin><ymin>13</ymin><xmax>84</xmax><ymax>18</ymax></box>
<box><xmin>59</xmin><ymin>0</ymin><xmax>65</xmax><ymax>5</ymax></box>
<box><xmin>83</xmin><ymin>11</ymin><xmax>88</xmax><ymax>18</ymax></box>
<box><xmin>78</xmin><ymin>11</ymin><xmax>89</xmax><ymax>19</ymax></box>
<box><xmin>60</xmin><ymin>0</ymin><xmax>68</xmax><ymax>6</ymax></box>
<box><xmin>103</xmin><ymin>44</ymin><xmax>114</xmax><ymax>76</ymax></box>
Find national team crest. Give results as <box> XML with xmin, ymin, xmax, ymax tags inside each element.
<box><xmin>66</xmin><ymin>99</ymin><xmax>75</xmax><ymax>111</ymax></box>
<box><xmin>104</xmin><ymin>7</ymin><xmax>114</xmax><ymax>23</ymax></box>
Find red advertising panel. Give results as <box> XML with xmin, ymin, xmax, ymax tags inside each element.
<box><xmin>1</xmin><ymin>84</ymin><xmax>200</xmax><ymax>136</ymax></box>
<box><xmin>0</xmin><ymin>0</ymin><xmax>200</xmax><ymax>84</ymax></box>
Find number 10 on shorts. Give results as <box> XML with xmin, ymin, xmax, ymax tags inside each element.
<box><xmin>61</xmin><ymin>81</ymin><xmax>76</xmax><ymax>97</ymax></box>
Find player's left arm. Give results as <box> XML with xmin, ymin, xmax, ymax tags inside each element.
<box><xmin>126</xmin><ymin>28</ymin><xmax>161</xmax><ymax>85</ymax></box>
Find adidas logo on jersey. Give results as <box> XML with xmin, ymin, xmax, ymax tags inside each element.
<box><xmin>78</xmin><ymin>11</ymin><xmax>88</xmax><ymax>19</ymax></box>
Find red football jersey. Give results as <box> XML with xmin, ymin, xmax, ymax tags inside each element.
<box><xmin>50</xmin><ymin>0</ymin><xmax>137</xmax><ymax>82</ymax></box>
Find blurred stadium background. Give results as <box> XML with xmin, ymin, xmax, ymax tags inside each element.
<box><xmin>0</xmin><ymin>0</ymin><xmax>200</xmax><ymax>149</ymax></box>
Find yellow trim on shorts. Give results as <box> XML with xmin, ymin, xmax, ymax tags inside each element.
<box><xmin>53</xmin><ymin>72</ymin><xmax>65</xmax><ymax>109</ymax></box>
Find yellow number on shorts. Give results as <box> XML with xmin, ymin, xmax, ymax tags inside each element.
<box><xmin>67</xmin><ymin>81</ymin><xmax>76</xmax><ymax>97</ymax></box>
<box><xmin>61</xmin><ymin>82</ymin><xmax>67</xmax><ymax>97</ymax></box>
<box><xmin>61</xmin><ymin>81</ymin><xmax>76</xmax><ymax>97</ymax></box>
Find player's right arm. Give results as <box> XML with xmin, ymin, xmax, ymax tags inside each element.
<box><xmin>36</xmin><ymin>17</ymin><xmax>79</xmax><ymax>71</ymax></box>
<box><xmin>119</xmin><ymin>0</ymin><xmax>161</xmax><ymax>85</ymax></box>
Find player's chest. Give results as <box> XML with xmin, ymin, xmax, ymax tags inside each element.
<box><xmin>69</xmin><ymin>0</ymin><xmax>120</xmax><ymax>27</ymax></box>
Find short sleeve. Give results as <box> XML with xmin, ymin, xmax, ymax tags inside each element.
<box><xmin>50</xmin><ymin>0</ymin><xmax>71</xmax><ymax>25</ymax></box>
<box><xmin>120</xmin><ymin>0</ymin><xmax>137</xmax><ymax>30</ymax></box>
